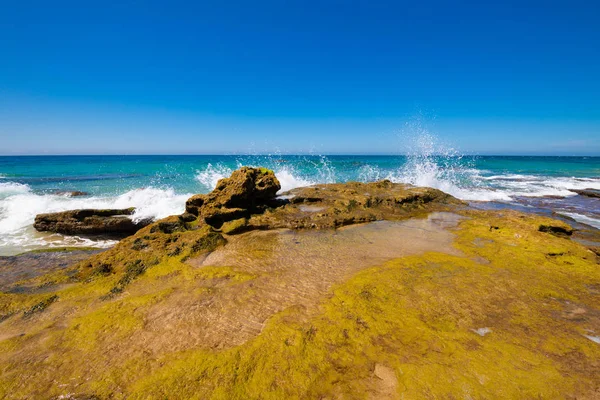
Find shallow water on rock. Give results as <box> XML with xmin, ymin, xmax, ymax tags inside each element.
<box><xmin>171</xmin><ymin>213</ymin><xmax>466</xmax><ymax>348</ymax></box>
<box><xmin>201</xmin><ymin>212</ymin><xmax>464</xmax><ymax>274</ymax></box>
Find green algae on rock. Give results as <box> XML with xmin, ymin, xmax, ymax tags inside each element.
<box><xmin>0</xmin><ymin>167</ymin><xmax>599</xmax><ymax>399</ymax></box>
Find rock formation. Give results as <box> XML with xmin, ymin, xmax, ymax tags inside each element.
<box><xmin>185</xmin><ymin>166</ymin><xmax>282</xmax><ymax>227</ymax></box>
<box><xmin>569</xmin><ymin>188</ymin><xmax>600</xmax><ymax>198</ymax></box>
<box><xmin>3</xmin><ymin>167</ymin><xmax>600</xmax><ymax>399</ymax></box>
<box><xmin>33</xmin><ymin>208</ymin><xmax>151</xmax><ymax>237</ymax></box>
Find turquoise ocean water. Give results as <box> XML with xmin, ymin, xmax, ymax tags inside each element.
<box><xmin>1</xmin><ymin>154</ymin><xmax>599</xmax><ymax>255</ymax></box>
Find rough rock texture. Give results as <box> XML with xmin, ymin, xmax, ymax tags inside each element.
<box><xmin>186</xmin><ymin>167</ymin><xmax>281</xmax><ymax>228</ymax></box>
<box><xmin>34</xmin><ymin>208</ymin><xmax>151</xmax><ymax>237</ymax></box>
<box><xmin>68</xmin><ymin>169</ymin><xmax>460</xmax><ymax>286</ymax></box>
<box><xmin>185</xmin><ymin>168</ymin><xmax>459</xmax><ymax>233</ymax></box>
<box><xmin>243</xmin><ymin>180</ymin><xmax>462</xmax><ymax>231</ymax></box>
<box><xmin>570</xmin><ymin>188</ymin><xmax>600</xmax><ymax>199</ymax></box>
<box><xmin>0</xmin><ymin>248</ymin><xmax>104</xmax><ymax>292</ymax></box>
<box><xmin>4</xmin><ymin>167</ymin><xmax>600</xmax><ymax>399</ymax></box>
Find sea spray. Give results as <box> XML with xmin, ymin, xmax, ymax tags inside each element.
<box><xmin>194</xmin><ymin>155</ymin><xmax>335</xmax><ymax>193</ymax></box>
<box><xmin>1</xmin><ymin>153</ymin><xmax>599</xmax><ymax>255</ymax></box>
<box><xmin>0</xmin><ymin>185</ymin><xmax>190</xmax><ymax>255</ymax></box>
<box><xmin>381</xmin><ymin>121</ymin><xmax>511</xmax><ymax>201</ymax></box>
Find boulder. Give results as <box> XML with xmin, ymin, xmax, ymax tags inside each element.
<box><xmin>34</xmin><ymin>208</ymin><xmax>151</xmax><ymax>237</ymax></box>
<box><xmin>185</xmin><ymin>167</ymin><xmax>281</xmax><ymax>228</ymax></box>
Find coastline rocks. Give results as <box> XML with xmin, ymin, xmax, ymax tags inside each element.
<box><xmin>33</xmin><ymin>208</ymin><xmax>151</xmax><ymax>237</ymax></box>
<box><xmin>242</xmin><ymin>180</ymin><xmax>463</xmax><ymax>231</ymax></box>
<box><xmin>569</xmin><ymin>188</ymin><xmax>600</xmax><ymax>199</ymax></box>
<box><xmin>71</xmin><ymin>167</ymin><xmax>463</xmax><ymax>285</ymax></box>
<box><xmin>186</xmin><ymin>167</ymin><xmax>281</xmax><ymax>228</ymax></box>
<box><xmin>185</xmin><ymin>169</ymin><xmax>461</xmax><ymax>233</ymax></box>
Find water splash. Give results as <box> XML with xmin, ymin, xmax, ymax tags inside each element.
<box><xmin>194</xmin><ymin>155</ymin><xmax>336</xmax><ymax>194</ymax></box>
<box><xmin>384</xmin><ymin>121</ymin><xmax>511</xmax><ymax>201</ymax></box>
<box><xmin>0</xmin><ymin>185</ymin><xmax>190</xmax><ymax>255</ymax></box>
<box><xmin>195</xmin><ymin>163</ymin><xmax>233</xmax><ymax>191</ymax></box>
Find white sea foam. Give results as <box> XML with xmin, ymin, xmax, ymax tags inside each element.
<box><xmin>560</xmin><ymin>212</ymin><xmax>600</xmax><ymax>229</ymax></box>
<box><xmin>488</xmin><ymin>176</ymin><xmax>600</xmax><ymax>199</ymax></box>
<box><xmin>195</xmin><ymin>163</ymin><xmax>233</xmax><ymax>190</ymax></box>
<box><xmin>0</xmin><ymin>181</ymin><xmax>31</xmax><ymax>198</ymax></box>
<box><xmin>274</xmin><ymin>167</ymin><xmax>316</xmax><ymax>192</ymax></box>
<box><xmin>0</xmin><ymin>184</ymin><xmax>190</xmax><ymax>255</ymax></box>
<box><xmin>195</xmin><ymin>162</ymin><xmax>323</xmax><ymax>194</ymax></box>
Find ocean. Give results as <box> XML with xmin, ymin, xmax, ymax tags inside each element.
<box><xmin>1</xmin><ymin>154</ymin><xmax>599</xmax><ymax>256</ymax></box>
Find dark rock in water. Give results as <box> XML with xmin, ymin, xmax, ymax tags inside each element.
<box><xmin>569</xmin><ymin>188</ymin><xmax>600</xmax><ymax>199</ymax></box>
<box><xmin>186</xmin><ymin>167</ymin><xmax>281</xmax><ymax>228</ymax></box>
<box><xmin>33</xmin><ymin>208</ymin><xmax>151</xmax><ymax>237</ymax></box>
<box><xmin>53</xmin><ymin>190</ymin><xmax>89</xmax><ymax>197</ymax></box>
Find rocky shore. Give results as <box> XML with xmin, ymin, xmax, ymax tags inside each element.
<box><xmin>34</xmin><ymin>208</ymin><xmax>151</xmax><ymax>237</ymax></box>
<box><xmin>1</xmin><ymin>167</ymin><xmax>599</xmax><ymax>399</ymax></box>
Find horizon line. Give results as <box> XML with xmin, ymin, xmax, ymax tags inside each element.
<box><xmin>0</xmin><ymin>153</ymin><xmax>599</xmax><ymax>158</ymax></box>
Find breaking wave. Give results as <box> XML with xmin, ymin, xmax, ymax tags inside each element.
<box><xmin>0</xmin><ymin>184</ymin><xmax>190</xmax><ymax>255</ymax></box>
<box><xmin>1</xmin><ymin>128</ymin><xmax>599</xmax><ymax>254</ymax></box>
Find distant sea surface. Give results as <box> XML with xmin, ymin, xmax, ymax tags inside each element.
<box><xmin>1</xmin><ymin>154</ymin><xmax>599</xmax><ymax>255</ymax></box>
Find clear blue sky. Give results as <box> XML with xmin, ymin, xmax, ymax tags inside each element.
<box><xmin>1</xmin><ymin>0</ymin><xmax>599</xmax><ymax>155</ymax></box>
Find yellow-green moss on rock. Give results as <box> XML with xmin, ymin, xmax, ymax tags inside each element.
<box><xmin>0</xmin><ymin>194</ymin><xmax>599</xmax><ymax>398</ymax></box>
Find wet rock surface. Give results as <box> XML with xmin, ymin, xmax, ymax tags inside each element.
<box><xmin>2</xmin><ymin>167</ymin><xmax>600</xmax><ymax>399</ymax></box>
<box><xmin>34</xmin><ymin>208</ymin><xmax>151</xmax><ymax>237</ymax></box>
<box><xmin>570</xmin><ymin>188</ymin><xmax>600</xmax><ymax>198</ymax></box>
<box><xmin>184</xmin><ymin>167</ymin><xmax>462</xmax><ymax>233</ymax></box>
<box><xmin>0</xmin><ymin>248</ymin><xmax>104</xmax><ymax>292</ymax></box>
<box><xmin>244</xmin><ymin>179</ymin><xmax>463</xmax><ymax>231</ymax></box>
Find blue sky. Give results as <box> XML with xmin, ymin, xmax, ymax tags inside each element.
<box><xmin>1</xmin><ymin>0</ymin><xmax>599</xmax><ymax>155</ymax></box>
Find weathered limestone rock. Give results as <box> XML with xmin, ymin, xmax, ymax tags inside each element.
<box><xmin>5</xmin><ymin>167</ymin><xmax>600</xmax><ymax>400</ymax></box>
<box><xmin>185</xmin><ymin>167</ymin><xmax>281</xmax><ymax>228</ymax></box>
<box><xmin>33</xmin><ymin>208</ymin><xmax>151</xmax><ymax>237</ymax></box>
<box><xmin>245</xmin><ymin>180</ymin><xmax>463</xmax><ymax>230</ymax></box>
<box><xmin>184</xmin><ymin>170</ymin><xmax>461</xmax><ymax>233</ymax></box>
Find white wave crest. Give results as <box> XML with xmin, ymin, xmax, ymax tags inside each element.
<box><xmin>195</xmin><ymin>163</ymin><xmax>233</xmax><ymax>191</ymax></box>
<box><xmin>560</xmin><ymin>212</ymin><xmax>600</xmax><ymax>229</ymax></box>
<box><xmin>0</xmin><ymin>181</ymin><xmax>31</xmax><ymax>199</ymax></box>
<box><xmin>0</xmin><ymin>184</ymin><xmax>190</xmax><ymax>255</ymax></box>
<box><xmin>273</xmin><ymin>167</ymin><xmax>316</xmax><ymax>192</ymax></box>
<box><xmin>195</xmin><ymin>163</ymin><xmax>323</xmax><ymax>194</ymax></box>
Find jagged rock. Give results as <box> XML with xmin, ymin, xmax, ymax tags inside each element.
<box><xmin>181</xmin><ymin>169</ymin><xmax>462</xmax><ymax>233</ymax></box>
<box><xmin>185</xmin><ymin>194</ymin><xmax>206</xmax><ymax>216</ymax></box>
<box><xmin>186</xmin><ymin>167</ymin><xmax>281</xmax><ymax>228</ymax></box>
<box><xmin>33</xmin><ymin>208</ymin><xmax>151</xmax><ymax>237</ymax></box>
<box><xmin>150</xmin><ymin>216</ymin><xmax>188</xmax><ymax>234</ymax></box>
